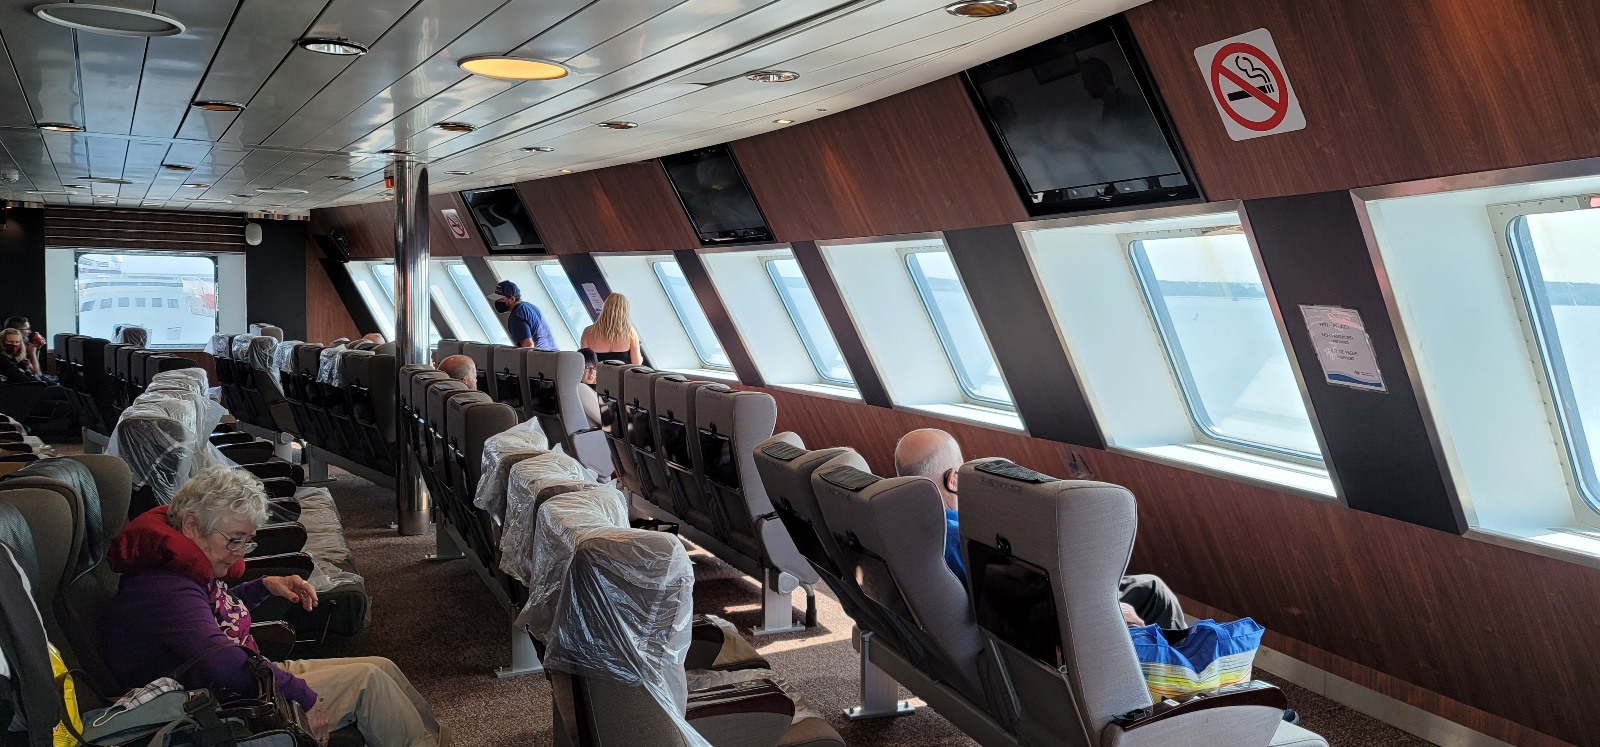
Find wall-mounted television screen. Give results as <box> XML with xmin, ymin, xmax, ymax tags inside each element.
<box><xmin>460</xmin><ymin>186</ymin><xmax>545</xmax><ymax>253</ymax></box>
<box><xmin>964</xmin><ymin>16</ymin><xmax>1201</xmax><ymax>217</ymax></box>
<box><xmin>658</xmin><ymin>144</ymin><xmax>775</xmax><ymax>246</ymax></box>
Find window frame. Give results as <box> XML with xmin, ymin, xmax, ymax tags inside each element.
<box><xmin>1125</xmin><ymin>227</ymin><xmax>1324</xmax><ymax>465</ymax></box>
<box><xmin>1494</xmin><ymin>197</ymin><xmax>1600</xmax><ymax>518</ymax></box>
<box><xmin>651</xmin><ymin>259</ymin><xmax>732</xmax><ymax>371</ymax></box>
<box><xmin>533</xmin><ymin>261</ymin><xmax>594</xmax><ymax>344</ymax></box>
<box><xmin>902</xmin><ymin>248</ymin><xmax>1013</xmax><ymax>409</ymax></box>
<box><xmin>763</xmin><ymin>256</ymin><xmax>853</xmax><ymax>385</ymax></box>
<box><xmin>443</xmin><ymin>261</ymin><xmax>511</xmax><ymax>345</ymax></box>
<box><xmin>73</xmin><ymin>249</ymin><xmax>220</xmax><ymax>349</ymax></box>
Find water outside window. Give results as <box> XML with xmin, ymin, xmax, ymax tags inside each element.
<box><xmin>76</xmin><ymin>252</ymin><xmax>216</xmax><ymax>347</ymax></box>
<box><xmin>1508</xmin><ymin>209</ymin><xmax>1600</xmax><ymax>512</ymax></box>
<box><xmin>1130</xmin><ymin>233</ymin><xmax>1320</xmax><ymax>458</ymax></box>
<box><xmin>904</xmin><ymin>250</ymin><xmax>1011</xmax><ymax>406</ymax></box>
<box><xmin>765</xmin><ymin>258</ymin><xmax>852</xmax><ymax>384</ymax></box>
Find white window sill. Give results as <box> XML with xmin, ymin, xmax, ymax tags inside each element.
<box><xmin>1466</xmin><ymin>525</ymin><xmax>1600</xmax><ymax>571</ymax></box>
<box><xmin>669</xmin><ymin>368</ymin><xmax>741</xmax><ymax>383</ymax></box>
<box><xmin>769</xmin><ymin>382</ymin><xmax>861</xmax><ymax>401</ymax></box>
<box><xmin>1117</xmin><ymin>443</ymin><xmax>1339</xmax><ymax>503</ymax></box>
<box><xmin>902</xmin><ymin>402</ymin><xmax>1025</xmax><ymax>433</ymax></box>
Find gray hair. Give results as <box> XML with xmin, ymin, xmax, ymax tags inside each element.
<box><xmin>165</xmin><ymin>467</ymin><xmax>271</xmax><ymax>533</ymax></box>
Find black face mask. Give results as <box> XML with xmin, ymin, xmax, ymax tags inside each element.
<box><xmin>493</xmin><ymin>299</ymin><xmax>511</xmax><ymax>314</ymax></box>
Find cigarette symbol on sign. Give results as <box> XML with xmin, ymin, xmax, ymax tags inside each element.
<box><xmin>1225</xmin><ymin>54</ymin><xmax>1275</xmax><ymax>101</ymax></box>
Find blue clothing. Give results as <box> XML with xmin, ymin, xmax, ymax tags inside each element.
<box><xmin>508</xmin><ymin>301</ymin><xmax>556</xmax><ymax>350</ymax></box>
<box><xmin>944</xmin><ymin>509</ymin><xmax>965</xmax><ymax>583</ymax></box>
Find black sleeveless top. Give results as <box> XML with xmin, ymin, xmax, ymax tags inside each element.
<box><xmin>593</xmin><ymin>351</ymin><xmax>632</xmax><ymax>364</ymax></box>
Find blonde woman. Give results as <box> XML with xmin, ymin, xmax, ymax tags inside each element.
<box><xmin>579</xmin><ymin>293</ymin><xmax>642</xmax><ymax>365</ymax></box>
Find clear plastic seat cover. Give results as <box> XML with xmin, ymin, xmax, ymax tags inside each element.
<box><xmin>108</xmin><ymin>394</ymin><xmax>201</xmax><ymax>505</ymax></box>
<box><xmin>244</xmin><ymin>336</ymin><xmax>276</xmax><ymax>372</ymax></box>
<box><xmin>543</xmin><ymin>528</ymin><xmax>708</xmax><ymax>747</ymax></box>
<box><xmin>516</xmin><ymin>488</ymin><xmax>631</xmax><ymax>640</ymax></box>
<box><xmin>205</xmin><ymin>333</ymin><xmax>233</xmax><ymax>357</ymax></box>
<box><xmin>499</xmin><ymin>452</ymin><xmax>593</xmax><ymax>582</ymax></box>
<box><xmin>274</xmin><ymin>341</ymin><xmax>303</xmax><ymax>373</ymax></box>
<box><xmin>113</xmin><ymin>325</ymin><xmax>149</xmax><ymax>348</ymax></box>
<box><xmin>317</xmin><ymin>346</ymin><xmax>346</xmax><ymax>386</ymax></box>
<box><xmin>474</xmin><ymin>419</ymin><xmax>552</xmax><ymax>518</ymax></box>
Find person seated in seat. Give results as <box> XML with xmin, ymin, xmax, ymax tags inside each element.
<box><xmin>2</xmin><ymin>316</ymin><xmax>44</xmax><ymax>378</ymax></box>
<box><xmin>0</xmin><ymin>327</ymin><xmax>74</xmax><ymax>427</ymax></box>
<box><xmin>437</xmin><ymin>354</ymin><xmax>476</xmax><ymax>391</ymax></box>
<box><xmin>893</xmin><ymin>428</ymin><xmax>1186</xmax><ymax>629</ymax></box>
<box><xmin>361</xmin><ymin>333</ymin><xmax>385</xmax><ymax>344</ymax></box>
<box><xmin>104</xmin><ymin>467</ymin><xmax>448</xmax><ymax>747</ymax></box>
<box><xmin>576</xmin><ymin>348</ymin><xmax>602</xmax><ymax>427</ymax></box>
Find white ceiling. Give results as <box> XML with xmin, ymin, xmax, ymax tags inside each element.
<box><xmin>0</xmin><ymin>0</ymin><xmax>1148</xmax><ymax>215</ymax></box>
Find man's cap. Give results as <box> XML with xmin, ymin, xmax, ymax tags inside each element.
<box><xmin>488</xmin><ymin>279</ymin><xmax>520</xmax><ymax>301</ymax></box>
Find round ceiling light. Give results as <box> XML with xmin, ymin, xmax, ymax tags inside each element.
<box><xmin>182</xmin><ymin>183</ymin><xmax>210</xmax><ymax>189</ymax></box>
<box><xmin>745</xmin><ymin>70</ymin><xmax>800</xmax><ymax>83</ymax></box>
<box><xmin>559</xmin><ymin>169</ymin><xmax>573</xmax><ymax>174</ymax></box>
<box><xmin>521</xmin><ymin>146</ymin><xmax>555</xmax><ymax>153</ymax></box>
<box><xmin>230</xmin><ymin>193</ymin><xmax>255</xmax><ymax>199</ymax></box>
<box><xmin>257</xmin><ymin>187</ymin><xmax>309</xmax><ymax>195</ymax></box>
<box><xmin>596</xmin><ymin>121</ymin><xmax>637</xmax><ymax>130</ymax></box>
<box><xmin>34</xmin><ymin>3</ymin><xmax>186</xmax><ymax>36</ymax></box>
<box><xmin>433</xmin><ymin>121</ymin><xmax>476</xmax><ymax>133</ymax></box>
<box><xmin>61</xmin><ymin>184</ymin><xmax>86</xmax><ymax>189</ymax></box>
<box><xmin>162</xmin><ymin>163</ymin><xmax>195</xmax><ymax>171</ymax></box>
<box><xmin>297</xmin><ymin>37</ymin><xmax>369</xmax><ymax>56</ymax></box>
<box><xmin>773</xmin><ymin>118</ymin><xmax>794</xmax><ymax>124</ymax></box>
<box><xmin>379</xmin><ymin>148</ymin><xmax>413</xmax><ymax>156</ymax></box>
<box><xmin>458</xmin><ymin>55</ymin><xmax>569</xmax><ymax>81</ymax></box>
<box><xmin>444</xmin><ymin>170</ymin><xmax>472</xmax><ymax>176</ymax></box>
<box><xmin>192</xmin><ymin>100</ymin><xmax>245</xmax><ymax>112</ymax></box>
<box><xmin>944</xmin><ymin>0</ymin><xmax>1017</xmax><ymax>17</ymax></box>
<box><xmin>36</xmin><ymin>122</ymin><xmax>84</xmax><ymax>132</ymax></box>
<box><xmin>325</xmin><ymin>175</ymin><xmax>356</xmax><ymax>181</ymax></box>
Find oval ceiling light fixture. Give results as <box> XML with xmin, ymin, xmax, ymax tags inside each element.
<box><xmin>521</xmin><ymin>146</ymin><xmax>555</xmax><ymax>153</ymax></box>
<box><xmin>559</xmin><ymin>169</ymin><xmax>573</xmax><ymax>173</ymax></box>
<box><xmin>81</xmin><ymin>176</ymin><xmax>133</xmax><ymax>185</ymax></box>
<box><xmin>458</xmin><ymin>55</ymin><xmax>569</xmax><ymax>81</ymax></box>
<box><xmin>36</xmin><ymin>122</ymin><xmax>84</xmax><ymax>132</ymax></box>
<box><xmin>444</xmin><ymin>170</ymin><xmax>472</xmax><ymax>176</ymax></box>
<box><xmin>433</xmin><ymin>121</ymin><xmax>476</xmax><ymax>133</ymax></box>
<box><xmin>256</xmin><ymin>187</ymin><xmax>309</xmax><ymax>195</ymax></box>
<box><xmin>596</xmin><ymin>121</ymin><xmax>637</xmax><ymax>130</ymax></box>
<box><xmin>162</xmin><ymin>163</ymin><xmax>195</xmax><ymax>171</ymax></box>
<box><xmin>34</xmin><ymin>3</ymin><xmax>186</xmax><ymax>36</ymax></box>
<box><xmin>182</xmin><ymin>183</ymin><xmax>210</xmax><ymax>189</ymax></box>
<box><xmin>297</xmin><ymin>37</ymin><xmax>368</xmax><ymax>56</ymax></box>
<box><xmin>745</xmin><ymin>70</ymin><xmax>800</xmax><ymax>83</ymax></box>
<box><xmin>773</xmin><ymin>118</ymin><xmax>794</xmax><ymax>124</ymax></box>
<box><xmin>379</xmin><ymin>148</ymin><xmax>413</xmax><ymax>156</ymax></box>
<box><xmin>325</xmin><ymin>174</ymin><xmax>356</xmax><ymax>181</ymax></box>
<box><xmin>192</xmin><ymin>100</ymin><xmax>245</xmax><ymax>112</ymax></box>
<box><xmin>944</xmin><ymin>0</ymin><xmax>1017</xmax><ymax>17</ymax></box>
<box><xmin>61</xmin><ymin>184</ymin><xmax>86</xmax><ymax>189</ymax></box>
<box><xmin>230</xmin><ymin>193</ymin><xmax>255</xmax><ymax>199</ymax></box>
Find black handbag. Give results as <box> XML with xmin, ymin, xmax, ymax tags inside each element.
<box><xmin>237</xmin><ymin>649</ymin><xmax>319</xmax><ymax>747</ymax></box>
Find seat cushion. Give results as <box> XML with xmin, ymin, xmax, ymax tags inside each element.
<box><xmin>1269</xmin><ymin>720</ymin><xmax>1329</xmax><ymax>747</ymax></box>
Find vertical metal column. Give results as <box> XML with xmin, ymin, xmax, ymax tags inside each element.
<box><xmin>393</xmin><ymin>157</ymin><xmax>432</xmax><ymax>535</ymax></box>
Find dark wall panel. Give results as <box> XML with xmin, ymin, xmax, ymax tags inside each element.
<box><xmin>0</xmin><ymin>207</ymin><xmax>46</xmax><ymax>337</ymax></box>
<box><xmin>1126</xmin><ymin>0</ymin><xmax>1600</xmax><ymax>200</ymax></box>
<box><xmin>515</xmin><ymin>162</ymin><xmax>701</xmax><ymax>255</ymax></box>
<box><xmin>945</xmin><ymin>225</ymin><xmax>1103</xmax><ymax>448</ymax></box>
<box><xmin>44</xmin><ymin>207</ymin><xmax>244</xmax><ymax>253</ymax></box>
<box><xmin>1244</xmin><ymin>192</ymin><xmax>1463</xmax><ymax>533</ymax></box>
<box><xmin>730</xmin><ymin>77</ymin><xmax>1028</xmax><ymax>242</ymax></box>
<box><xmin>246</xmin><ymin>220</ymin><xmax>308</xmax><ymax>340</ymax></box>
<box><xmin>309</xmin><ymin>201</ymin><xmax>393</xmax><ymax>259</ymax></box>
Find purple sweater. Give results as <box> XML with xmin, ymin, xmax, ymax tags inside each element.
<box><xmin>103</xmin><ymin>570</ymin><xmax>317</xmax><ymax>709</ymax></box>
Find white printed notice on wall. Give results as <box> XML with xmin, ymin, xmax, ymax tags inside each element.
<box><xmin>1300</xmin><ymin>305</ymin><xmax>1386</xmax><ymax>392</ymax></box>
<box><xmin>581</xmin><ymin>283</ymin><xmax>605</xmax><ymax>315</ymax></box>
<box><xmin>1193</xmin><ymin>28</ymin><xmax>1306</xmax><ymax>141</ymax></box>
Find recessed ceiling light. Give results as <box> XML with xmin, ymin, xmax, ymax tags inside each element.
<box><xmin>230</xmin><ymin>193</ymin><xmax>255</xmax><ymax>199</ymax></box>
<box><xmin>62</xmin><ymin>184</ymin><xmax>86</xmax><ymax>189</ymax></box>
<box><xmin>379</xmin><ymin>148</ymin><xmax>413</xmax><ymax>156</ymax></box>
<box><xmin>269</xmin><ymin>204</ymin><xmax>287</xmax><ymax>208</ymax></box>
<box><xmin>445</xmin><ymin>170</ymin><xmax>472</xmax><ymax>176</ymax></box>
<box><xmin>944</xmin><ymin>0</ymin><xmax>1017</xmax><ymax>17</ymax></box>
<box><xmin>81</xmin><ymin>176</ymin><xmax>134</xmax><ymax>185</ymax></box>
<box><xmin>182</xmin><ymin>183</ymin><xmax>210</xmax><ymax>189</ymax></box>
<box><xmin>433</xmin><ymin>121</ymin><xmax>476</xmax><ymax>133</ymax></box>
<box><xmin>521</xmin><ymin>146</ymin><xmax>555</xmax><ymax>153</ymax></box>
<box><xmin>559</xmin><ymin>169</ymin><xmax>573</xmax><ymax>173</ymax></box>
<box><xmin>773</xmin><ymin>119</ymin><xmax>794</xmax><ymax>124</ymax></box>
<box><xmin>25</xmin><ymin>190</ymin><xmax>73</xmax><ymax>195</ymax></box>
<box><xmin>458</xmin><ymin>55</ymin><xmax>569</xmax><ymax>81</ymax></box>
<box><xmin>36</xmin><ymin>122</ymin><xmax>84</xmax><ymax>132</ymax></box>
<box><xmin>34</xmin><ymin>3</ymin><xmax>186</xmax><ymax>36</ymax></box>
<box><xmin>325</xmin><ymin>175</ymin><xmax>356</xmax><ymax>181</ymax></box>
<box><xmin>745</xmin><ymin>70</ymin><xmax>800</xmax><ymax>83</ymax></box>
<box><xmin>257</xmin><ymin>187</ymin><xmax>309</xmax><ymax>195</ymax></box>
<box><xmin>162</xmin><ymin>163</ymin><xmax>195</xmax><ymax>171</ymax></box>
<box><xmin>182</xmin><ymin>197</ymin><xmax>231</xmax><ymax>203</ymax></box>
<box><xmin>297</xmin><ymin>37</ymin><xmax>368</xmax><ymax>56</ymax></box>
<box><xmin>192</xmin><ymin>100</ymin><xmax>245</xmax><ymax>112</ymax></box>
<box><xmin>596</xmin><ymin>121</ymin><xmax>637</xmax><ymax>130</ymax></box>
<box><xmin>142</xmin><ymin>202</ymin><xmax>162</xmax><ymax>206</ymax></box>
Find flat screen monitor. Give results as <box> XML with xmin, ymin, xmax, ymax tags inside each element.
<box><xmin>964</xmin><ymin>16</ymin><xmax>1200</xmax><ymax>217</ymax></box>
<box><xmin>658</xmin><ymin>144</ymin><xmax>775</xmax><ymax>246</ymax></box>
<box><xmin>460</xmin><ymin>186</ymin><xmax>545</xmax><ymax>253</ymax></box>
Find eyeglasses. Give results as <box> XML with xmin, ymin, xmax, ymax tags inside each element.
<box><xmin>213</xmin><ymin>531</ymin><xmax>258</xmax><ymax>554</ymax></box>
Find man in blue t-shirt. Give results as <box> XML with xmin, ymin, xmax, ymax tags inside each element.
<box><xmin>488</xmin><ymin>280</ymin><xmax>556</xmax><ymax>350</ymax></box>
<box><xmin>893</xmin><ymin>428</ymin><xmax>1185</xmax><ymax>629</ymax></box>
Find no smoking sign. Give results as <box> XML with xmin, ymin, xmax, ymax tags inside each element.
<box><xmin>1193</xmin><ymin>28</ymin><xmax>1305</xmax><ymax>141</ymax></box>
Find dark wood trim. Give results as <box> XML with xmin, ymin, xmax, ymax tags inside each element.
<box><xmin>673</xmin><ymin>249</ymin><xmax>763</xmax><ymax>387</ymax></box>
<box><xmin>789</xmin><ymin>241</ymin><xmax>891</xmax><ymax>408</ymax></box>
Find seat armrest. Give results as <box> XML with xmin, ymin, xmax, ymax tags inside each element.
<box><xmin>239</xmin><ymin>460</ymin><xmax>292</xmax><ymax>481</ymax></box>
<box><xmin>267</xmin><ymin>499</ymin><xmax>302</xmax><ymax>524</ymax></box>
<box><xmin>259</xmin><ymin>476</ymin><xmax>297</xmax><ymax>499</ymax></box>
<box><xmin>250</xmin><ymin>620</ymin><xmax>297</xmax><ymax>660</ymax></box>
<box><xmin>241</xmin><ymin>551</ymin><xmax>316</xmax><ymax>580</ymax></box>
<box><xmin>211</xmin><ymin>432</ymin><xmax>255</xmax><ymax>446</ymax></box>
<box><xmin>217</xmin><ymin>441</ymin><xmax>275</xmax><ymax>464</ymax></box>
<box><xmin>571</xmin><ymin>428</ymin><xmax>614</xmax><ymax>478</ymax></box>
<box><xmin>247</xmin><ymin>522</ymin><xmax>308</xmax><ymax>557</ymax></box>
<box><xmin>1102</xmin><ymin>681</ymin><xmax>1292</xmax><ymax>747</ymax></box>
<box><xmin>687</xmin><ymin>615</ymin><xmax>769</xmax><ymax>672</ymax></box>
<box><xmin>686</xmin><ymin>680</ymin><xmax>794</xmax><ymax>747</ymax></box>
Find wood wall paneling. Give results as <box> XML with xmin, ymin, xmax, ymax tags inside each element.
<box><xmin>1126</xmin><ymin>0</ymin><xmax>1600</xmax><ymax>200</ymax></box>
<box><xmin>513</xmin><ymin>162</ymin><xmax>702</xmax><ymax>255</ymax></box>
<box><xmin>44</xmin><ymin>207</ymin><xmax>244</xmax><ymax>253</ymax></box>
<box><xmin>754</xmin><ymin>385</ymin><xmax>1600</xmax><ymax>746</ymax></box>
<box><xmin>309</xmin><ymin>202</ymin><xmax>393</xmax><ymax>259</ymax></box>
<box><xmin>730</xmin><ymin>76</ymin><xmax>1028</xmax><ymax>243</ymax></box>
<box><xmin>304</xmin><ymin>243</ymin><xmax>360</xmax><ymax>344</ymax></box>
<box><xmin>427</xmin><ymin>191</ymin><xmax>488</xmax><ymax>257</ymax></box>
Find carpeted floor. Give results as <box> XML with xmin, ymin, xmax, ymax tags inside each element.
<box><xmin>294</xmin><ymin>467</ymin><xmax>1436</xmax><ymax>746</ymax></box>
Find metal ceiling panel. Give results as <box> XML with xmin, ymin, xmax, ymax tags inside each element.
<box><xmin>0</xmin><ymin>2</ymin><xmax>83</xmax><ymax>127</ymax></box>
<box><xmin>172</xmin><ymin>0</ymin><xmax>329</xmax><ymax>143</ymax></box>
<box><xmin>129</xmin><ymin>0</ymin><xmax>243</xmax><ymax>138</ymax></box>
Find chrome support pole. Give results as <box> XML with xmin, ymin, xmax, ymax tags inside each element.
<box><xmin>393</xmin><ymin>158</ymin><xmax>432</xmax><ymax>536</ymax></box>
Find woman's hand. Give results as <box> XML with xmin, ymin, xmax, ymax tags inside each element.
<box><xmin>307</xmin><ymin>700</ymin><xmax>332</xmax><ymax>746</ymax></box>
<box><xmin>262</xmin><ymin>575</ymin><xmax>319</xmax><ymax>611</ymax></box>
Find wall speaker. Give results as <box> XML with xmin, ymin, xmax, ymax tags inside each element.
<box><xmin>244</xmin><ymin>221</ymin><xmax>262</xmax><ymax>245</ymax></box>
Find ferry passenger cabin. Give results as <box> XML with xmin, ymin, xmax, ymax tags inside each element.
<box><xmin>0</xmin><ymin>1</ymin><xmax>1596</xmax><ymax>746</ymax></box>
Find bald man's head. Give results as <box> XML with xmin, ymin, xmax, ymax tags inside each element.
<box><xmin>361</xmin><ymin>333</ymin><xmax>385</xmax><ymax>344</ymax></box>
<box><xmin>438</xmin><ymin>355</ymin><xmax>477</xmax><ymax>390</ymax></box>
<box><xmin>894</xmin><ymin>428</ymin><xmax>963</xmax><ymax>510</ymax></box>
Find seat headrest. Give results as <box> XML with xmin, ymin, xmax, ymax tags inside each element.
<box><xmin>3</xmin><ymin>458</ymin><xmax>103</xmax><ymax>578</ymax></box>
<box><xmin>473</xmin><ymin>419</ymin><xmax>550</xmax><ymax>518</ymax></box>
<box><xmin>274</xmin><ymin>341</ymin><xmax>303</xmax><ymax>373</ymax></box>
<box><xmin>317</xmin><ymin>346</ymin><xmax>345</xmax><ymax>385</ymax></box>
<box><xmin>518</xmin><ymin>487</ymin><xmax>632</xmax><ymax>642</ymax></box>
<box><xmin>113</xmin><ymin>325</ymin><xmax>149</xmax><ymax>348</ymax></box>
<box><xmin>0</xmin><ymin>502</ymin><xmax>41</xmax><ymax>589</ymax></box>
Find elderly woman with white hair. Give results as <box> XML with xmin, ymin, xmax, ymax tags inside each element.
<box><xmin>104</xmin><ymin>467</ymin><xmax>447</xmax><ymax>746</ymax></box>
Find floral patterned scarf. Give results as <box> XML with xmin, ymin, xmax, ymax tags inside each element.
<box><xmin>206</xmin><ymin>578</ymin><xmax>258</xmax><ymax>651</ymax></box>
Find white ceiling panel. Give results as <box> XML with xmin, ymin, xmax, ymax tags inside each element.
<box><xmin>0</xmin><ymin>0</ymin><xmax>1152</xmax><ymax>214</ymax></box>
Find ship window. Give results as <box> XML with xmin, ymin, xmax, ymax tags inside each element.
<box><xmin>1129</xmin><ymin>233</ymin><xmax>1320</xmax><ymax>459</ymax></box>
<box><xmin>653</xmin><ymin>260</ymin><xmax>730</xmax><ymax>370</ymax></box>
<box><xmin>75</xmin><ymin>252</ymin><xmax>217</xmax><ymax>348</ymax></box>
<box><xmin>905</xmin><ymin>250</ymin><xmax>1012</xmax><ymax>407</ymax></box>
<box><xmin>534</xmin><ymin>263</ymin><xmax>593</xmax><ymax>345</ymax></box>
<box><xmin>766</xmin><ymin>258</ymin><xmax>853</xmax><ymax>385</ymax></box>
